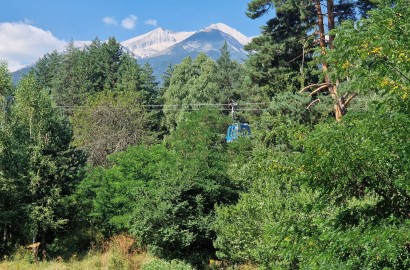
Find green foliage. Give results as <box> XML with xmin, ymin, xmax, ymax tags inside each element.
<box><xmin>163</xmin><ymin>54</ymin><xmax>219</xmax><ymax>131</ymax></box>
<box><xmin>10</xmin><ymin>246</ymin><xmax>34</xmax><ymax>263</ymax></box>
<box><xmin>215</xmin><ymin>105</ymin><xmax>410</xmax><ymax>269</ymax></box>
<box><xmin>49</xmin><ymin>42</ymin><xmax>89</xmax><ymax>107</ymax></box>
<box><xmin>83</xmin><ymin>37</ymin><xmax>121</xmax><ymax>93</ymax></box>
<box><xmin>325</xmin><ymin>0</ymin><xmax>410</xmax><ymax>102</ymax></box>
<box><xmin>292</xmin><ymin>108</ymin><xmax>410</xmax><ymax>268</ymax></box>
<box><xmin>75</xmin><ymin>110</ymin><xmax>236</xmax><ymax>266</ymax></box>
<box><xmin>215</xmin><ymin>92</ymin><xmax>318</xmax><ymax>268</ymax></box>
<box><xmin>76</xmin><ymin>144</ymin><xmax>172</xmax><ymax>235</ymax></box>
<box><xmin>244</xmin><ymin>0</ymin><xmax>316</xmax><ymax>95</ymax></box>
<box><xmin>301</xmin><ymin>111</ymin><xmax>410</xmax><ymax>216</ymax></box>
<box><xmin>214</xmin><ymin>144</ymin><xmax>319</xmax><ymax>269</ymax></box>
<box><xmin>142</xmin><ymin>258</ymin><xmax>195</xmax><ymax>270</ymax></box>
<box><xmin>130</xmin><ymin>110</ymin><xmax>236</xmax><ymax>266</ymax></box>
<box><xmin>0</xmin><ymin>60</ymin><xmax>14</xmax><ymax>96</ymax></box>
<box><xmin>162</xmin><ymin>51</ymin><xmax>245</xmax><ymax>132</ymax></box>
<box><xmin>215</xmin><ymin>42</ymin><xmax>244</xmax><ymax>102</ymax></box>
<box><xmin>2</xmin><ymin>1</ymin><xmax>410</xmax><ymax>267</ymax></box>
<box><xmin>34</xmin><ymin>50</ymin><xmax>63</xmax><ymax>91</ymax></box>
<box><xmin>303</xmin><ymin>219</ymin><xmax>410</xmax><ymax>269</ymax></box>
<box><xmin>0</xmin><ymin>73</ymin><xmax>86</xmax><ymax>256</ymax></box>
<box><xmin>33</xmin><ymin>37</ymin><xmax>160</xmax><ymax>108</ymax></box>
<box><xmin>246</xmin><ymin>0</ymin><xmax>273</xmax><ymax>19</ymax></box>
<box><xmin>214</xmin><ymin>12</ymin><xmax>410</xmax><ymax>260</ymax></box>
<box><xmin>0</xmin><ymin>61</ymin><xmax>14</xmax><ymax>125</ymax></box>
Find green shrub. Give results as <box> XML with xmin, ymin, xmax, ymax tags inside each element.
<box><xmin>142</xmin><ymin>258</ymin><xmax>195</xmax><ymax>270</ymax></box>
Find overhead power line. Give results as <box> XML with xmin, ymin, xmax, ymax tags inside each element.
<box><xmin>56</xmin><ymin>102</ymin><xmax>271</xmax><ymax>112</ymax></box>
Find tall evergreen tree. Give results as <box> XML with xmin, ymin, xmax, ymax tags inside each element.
<box><xmin>215</xmin><ymin>42</ymin><xmax>243</xmax><ymax>102</ymax></box>
<box><xmin>245</xmin><ymin>0</ymin><xmax>316</xmax><ymax>96</ymax></box>
<box><xmin>52</xmin><ymin>42</ymin><xmax>89</xmax><ymax>107</ymax></box>
<box><xmin>33</xmin><ymin>50</ymin><xmax>63</xmax><ymax>91</ymax></box>
<box><xmin>114</xmin><ymin>53</ymin><xmax>144</xmax><ymax>93</ymax></box>
<box><xmin>161</xmin><ymin>63</ymin><xmax>174</xmax><ymax>90</ymax></box>
<box><xmin>301</xmin><ymin>0</ymin><xmax>375</xmax><ymax>120</ymax></box>
<box><xmin>247</xmin><ymin>0</ymin><xmax>373</xmax><ymax>119</ymax></box>
<box><xmin>101</xmin><ymin>37</ymin><xmax>123</xmax><ymax>90</ymax></box>
<box><xmin>139</xmin><ymin>62</ymin><xmax>160</xmax><ymax>104</ymax></box>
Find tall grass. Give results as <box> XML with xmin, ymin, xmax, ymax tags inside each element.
<box><xmin>0</xmin><ymin>234</ymin><xmax>151</xmax><ymax>270</ymax></box>
<box><xmin>0</xmin><ymin>234</ymin><xmax>257</xmax><ymax>269</ymax></box>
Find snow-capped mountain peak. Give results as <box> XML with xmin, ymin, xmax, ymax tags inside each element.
<box><xmin>120</xmin><ymin>23</ymin><xmax>252</xmax><ymax>59</ymax></box>
<box><xmin>201</xmin><ymin>23</ymin><xmax>251</xmax><ymax>45</ymax></box>
<box><xmin>121</xmin><ymin>27</ymin><xmax>194</xmax><ymax>59</ymax></box>
<box><xmin>130</xmin><ymin>23</ymin><xmax>251</xmax><ymax>79</ymax></box>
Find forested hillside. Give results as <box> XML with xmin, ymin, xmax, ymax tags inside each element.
<box><xmin>0</xmin><ymin>0</ymin><xmax>409</xmax><ymax>269</ymax></box>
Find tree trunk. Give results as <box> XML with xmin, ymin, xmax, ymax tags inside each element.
<box><xmin>335</xmin><ymin>93</ymin><xmax>358</xmax><ymax>121</ymax></box>
<box><xmin>327</xmin><ymin>0</ymin><xmax>335</xmax><ymax>49</ymax></box>
<box><xmin>313</xmin><ymin>0</ymin><xmax>354</xmax><ymax>121</ymax></box>
<box><xmin>314</xmin><ymin>0</ymin><xmax>328</xmax><ymax>74</ymax></box>
<box><xmin>3</xmin><ymin>225</ymin><xmax>6</xmax><ymax>242</ymax></box>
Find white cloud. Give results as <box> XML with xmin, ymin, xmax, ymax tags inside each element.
<box><xmin>102</xmin><ymin>16</ymin><xmax>117</xmax><ymax>25</ymax></box>
<box><xmin>145</xmin><ymin>19</ymin><xmax>158</xmax><ymax>27</ymax></box>
<box><xmin>121</xmin><ymin>14</ymin><xmax>137</xmax><ymax>30</ymax></box>
<box><xmin>0</xmin><ymin>22</ymin><xmax>67</xmax><ymax>72</ymax></box>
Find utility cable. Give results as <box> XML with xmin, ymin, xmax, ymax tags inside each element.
<box><xmin>56</xmin><ymin>102</ymin><xmax>271</xmax><ymax>111</ymax></box>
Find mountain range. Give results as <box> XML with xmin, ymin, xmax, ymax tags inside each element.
<box><xmin>12</xmin><ymin>23</ymin><xmax>253</xmax><ymax>83</ymax></box>
<box><xmin>134</xmin><ymin>23</ymin><xmax>252</xmax><ymax>79</ymax></box>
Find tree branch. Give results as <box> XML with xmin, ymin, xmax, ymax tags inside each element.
<box><xmin>344</xmin><ymin>93</ymin><xmax>358</xmax><ymax>108</ymax></box>
<box><xmin>300</xmin><ymin>82</ymin><xmax>330</xmax><ymax>93</ymax></box>
<box><xmin>309</xmin><ymin>84</ymin><xmax>332</xmax><ymax>96</ymax></box>
<box><xmin>307</xmin><ymin>99</ymin><xmax>321</xmax><ymax>110</ymax></box>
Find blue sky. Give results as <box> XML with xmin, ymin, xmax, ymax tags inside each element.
<box><xmin>0</xmin><ymin>0</ymin><xmax>270</xmax><ymax>72</ymax></box>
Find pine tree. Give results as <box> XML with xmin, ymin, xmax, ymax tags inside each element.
<box><xmin>33</xmin><ymin>50</ymin><xmax>63</xmax><ymax>91</ymax></box>
<box><xmin>215</xmin><ymin>42</ymin><xmax>243</xmax><ymax>102</ymax></box>
<box><xmin>301</xmin><ymin>0</ymin><xmax>373</xmax><ymax>120</ymax></box>
<box><xmin>52</xmin><ymin>42</ymin><xmax>89</xmax><ymax>107</ymax></box>
<box><xmin>245</xmin><ymin>0</ymin><xmax>316</xmax><ymax>96</ymax></box>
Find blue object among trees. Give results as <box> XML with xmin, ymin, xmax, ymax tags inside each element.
<box><xmin>225</xmin><ymin>123</ymin><xmax>251</xmax><ymax>142</ymax></box>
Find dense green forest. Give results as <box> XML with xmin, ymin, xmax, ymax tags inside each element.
<box><xmin>1</xmin><ymin>0</ymin><xmax>409</xmax><ymax>269</ymax></box>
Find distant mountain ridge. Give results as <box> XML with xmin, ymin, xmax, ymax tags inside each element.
<box><xmin>121</xmin><ymin>28</ymin><xmax>195</xmax><ymax>59</ymax></box>
<box><xmin>121</xmin><ymin>23</ymin><xmax>251</xmax><ymax>60</ymax></box>
<box><xmin>131</xmin><ymin>23</ymin><xmax>251</xmax><ymax>79</ymax></box>
<box><xmin>12</xmin><ymin>23</ymin><xmax>253</xmax><ymax>83</ymax></box>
